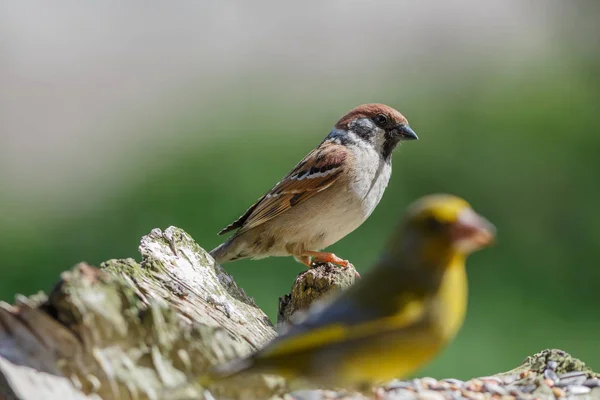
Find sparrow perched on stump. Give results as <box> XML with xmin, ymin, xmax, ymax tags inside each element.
<box><xmin>210</xmin><ymin>103</ymin><xmax>418</xmax><ymax>270</ymax></box>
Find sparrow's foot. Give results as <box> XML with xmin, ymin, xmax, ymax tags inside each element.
<box><xmin>300</xmin><ymin>251</ymin><xmax>353</xmax><ymax>268</ymax></box>
<box><xmin>295</xmin><ymin>251</ymin><xmax>361</xmax><ymax>279</ymax></box>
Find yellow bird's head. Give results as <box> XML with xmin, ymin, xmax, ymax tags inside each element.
<box><xmin>390</xmin><ymin>194</ymin><xmax>496</xmax><ymax>267</ymax></box>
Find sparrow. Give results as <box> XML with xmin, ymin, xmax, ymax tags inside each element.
<box><xmin>209</xmin><ymin>103</ymin><xmax>418</xmax><ymax>269</ymax></box>
<box><xmin>203</xmin><ymin>194</ymin><xmax>496</xmax><ymax>391</ymax></box>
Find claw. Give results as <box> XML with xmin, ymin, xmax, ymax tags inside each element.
<box><xmin>294</xmin><ymin>255</ymin><xmax>312</xmax><ymax>267</ymax></box>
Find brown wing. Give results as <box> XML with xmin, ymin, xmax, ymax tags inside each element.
<box><xmin>217</xmin><ymin>140</ymin><xmax>348</xmax><ymax>235</ymax></box>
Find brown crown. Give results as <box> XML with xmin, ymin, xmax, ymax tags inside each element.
<box><xmin>334</xmin><ymin>103</ymin><xmax>408</xmax><ymax>129</ymax></box>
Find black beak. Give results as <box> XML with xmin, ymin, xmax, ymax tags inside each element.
<box><xmin>396</xmin><ymin>124</ymin><xmax>418</xmax><ymax>141</ymax></box>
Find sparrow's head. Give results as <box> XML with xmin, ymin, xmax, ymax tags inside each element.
<box><xmin>385</xmin><ymin>194</ymin><xmax>495</xmax><ymax>269</ymax></box>
<box><xmin>331</xmin><ymin>103</ymin><xmax>418</xmax><ymax>162</ymax></box>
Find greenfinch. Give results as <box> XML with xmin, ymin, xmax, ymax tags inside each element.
<box><xmin>208</xmin><ymin>194</ymin><xmax>495</xmax><ymax>390</ymax></box>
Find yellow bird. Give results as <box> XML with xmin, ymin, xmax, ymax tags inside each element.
<box><xmin>208</xmin><ymin>194</ymin><xmax>495</xmax><ymax>391</ymax></box>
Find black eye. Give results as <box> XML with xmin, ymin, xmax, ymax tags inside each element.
<box><xmin>424</xmin><ymin>216</ymin><xmax>444</xmax><ymax>232</ymax></box>
<box><xmin>373</xmin><ymin>114</ymin><xmax>389</xmax><ymax>127</ymax></box>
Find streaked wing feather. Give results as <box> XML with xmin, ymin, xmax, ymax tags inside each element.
<box><xmin>220</xmin><ymin>141</ymin><xmax>348</xmax><ymax>235</ymax></box>
<box><xmin>217</xmin><ymin>194</ymin><xmax>267</xmax><ymax>235</ymax></box>
<box><xmin>239</xmin><ymin>173</ymin><xmax>341</xmax><ymax>232</ymax></box>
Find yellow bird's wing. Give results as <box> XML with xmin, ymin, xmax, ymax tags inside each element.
<box><xmin>258</xmin><ymin>287</ymin><xmax>429</xmax><ymax>361</ymax></box>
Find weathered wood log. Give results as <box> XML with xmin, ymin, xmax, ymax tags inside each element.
<box><xmin>0</xmin><ymin>227</ymin><xmax>282</xmax><ymax>400</ymax></box>
<box><xmin>0</xmin><ymin>227</ymin><xmax>598</xmax><ymax>400</ymax></box>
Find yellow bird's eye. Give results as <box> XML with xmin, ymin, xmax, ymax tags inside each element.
<box><xmin>424</xmin><ymin>216</ymin><xmax>444</xmax><ymax>232</ymax></box>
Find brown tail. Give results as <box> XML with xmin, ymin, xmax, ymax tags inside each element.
<box><xmin>209</xmin><ymin>240</ymin><xmax>232</xmax><ymax>264</ymax></box>
<box><xmin>209</xmin><ymin>237</ymin><xmax>248</xmax><ymax>264</ymax></box>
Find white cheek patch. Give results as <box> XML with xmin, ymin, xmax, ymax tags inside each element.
<box><xmin>348</xmin><ymin>118</ymin><xmax>387</xmax><ymax>151</ymax></box>
<box><xmin>371</xmin><ymin>127</ymin><xmax>387</xmax><ymax>152</ymax></box>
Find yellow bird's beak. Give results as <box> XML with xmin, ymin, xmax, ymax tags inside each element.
<box><xmin>451</xmin><ymin>208</ymin><xmax>496</xmax><ymax>254</ymax></box>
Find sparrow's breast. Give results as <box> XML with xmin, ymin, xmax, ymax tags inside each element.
<box><xmin>304</xmin><ymin>148</ymin><xmax>391</xmax><ymax>249</ymax></box>
<box><xmin>347</xmin><ymin>147</ymin><xmax>392</xmax><ymax>219</ymax></box>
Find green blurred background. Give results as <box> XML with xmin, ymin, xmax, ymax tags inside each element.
<box><xmin>1</xmin><ymin>1</ymin><xmax>599</xmax><ymax>381</ymax></box>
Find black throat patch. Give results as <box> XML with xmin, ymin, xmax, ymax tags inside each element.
<box><xmin>382</xmin><ymin>132</ymin><xmax>400</xmax><ymax>163</ymax></box>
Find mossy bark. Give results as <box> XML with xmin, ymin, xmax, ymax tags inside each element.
<box><xmin>0</xmin><ymin>227</ymin><xmax>598</xmax><ymax>400</ymax></box>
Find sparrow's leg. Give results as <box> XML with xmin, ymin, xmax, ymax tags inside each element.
<box><xmin>293</xmin><ymin>255</ymin><xmax>312</xmax><ymax>266</ymax></box>
<box><xmin>300</xmin><ymin>251</ymin><xmax>353</xmax><ymax>269</ymax></box>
